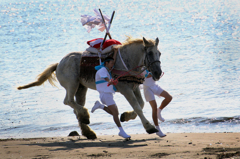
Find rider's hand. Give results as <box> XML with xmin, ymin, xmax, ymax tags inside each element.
<box><xmin>107</xmin><ymin>81</ymin><xmax>112</xmax><ymax>86</ymax></box>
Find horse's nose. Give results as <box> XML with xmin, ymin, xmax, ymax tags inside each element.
<box><xmin>153</xmin><ymin>70</ymin><xmax>162</xmax><ymax>80</ymax></box>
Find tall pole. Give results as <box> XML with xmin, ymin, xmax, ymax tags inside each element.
<box><xmin>99</xmin><ymin>9</ymin><xmax>115</xmax><ymax>47</ymax></box>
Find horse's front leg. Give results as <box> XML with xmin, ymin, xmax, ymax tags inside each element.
<box><xmin>118</xmin><ymin>84</ymin><xmax>158</xmax><ymax>134</ymax></box>
<box><xmin>120</xmin><ymin>86</ymin><xmax>144</xmax><ymax>122</ymax></box>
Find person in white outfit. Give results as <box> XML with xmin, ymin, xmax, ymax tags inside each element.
<box><xmin>143</xmin><ymin>70</ymin><xmax>172</xmax><ymax>137</ymax></box>
<box><xmin>91</xmin><ymin>48</ymin><xmax>131</xmax><ymax>139</ymax></box>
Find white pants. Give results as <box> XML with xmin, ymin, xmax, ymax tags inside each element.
<box><xmin>99</xmin><ymin>92</ymin><xmax>116</xmax><ymax>106</ymax></box>
<box><xmin>143</xmin><ymin>84</ymin><xmax>164</xmax><ymax>102</ymax></box>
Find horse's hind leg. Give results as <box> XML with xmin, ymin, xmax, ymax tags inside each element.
<box><xmin>62</xmin><ymin>80</ymin><xmax>90</xmax><ymax>125</ymax></box>
<box><xmin>75</xmin><ymin>83</ymin><xmax>97</xmax><ymax>139</ymax></box>
<box><xmin>75</xmin><ymin>83</ymin><xmax>88</xmax><ymax>106</ymax></box>
<box><xmin>120</xmin><ymin>86</ymin><xmax>144</xmax><ymax>122</ymax></box>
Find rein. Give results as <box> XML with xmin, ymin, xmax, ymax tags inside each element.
<box><xmin>115</xmin><ymin>65</ymin><xmax>146</xmax><ymax>79</ymax></box>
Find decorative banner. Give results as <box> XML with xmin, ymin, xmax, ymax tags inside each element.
<box><xmin>81</xmin><ymin>9</ymin><xmax>110</xmax><ymax>33</ymax></box>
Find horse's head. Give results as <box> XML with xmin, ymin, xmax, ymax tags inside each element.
<box><xmin>143</xmin><ymin>37</ymin><xmax>162</xmax><ymax>81</ymax></box>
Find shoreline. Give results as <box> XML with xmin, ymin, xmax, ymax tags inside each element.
<box><xmin>1</xmin><ymin>132</ymin><xmax>240</xmax><ymax>159</ymax></box>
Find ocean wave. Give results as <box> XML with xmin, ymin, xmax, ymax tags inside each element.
<box><xmin>168</xmin><ymin>116</ymin><xmax>240</xmax><ymax>125</ymax></box>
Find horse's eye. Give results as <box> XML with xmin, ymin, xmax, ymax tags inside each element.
<box><xmin>148</xmin><ymin>51</ymin><xmax>153</xmax><ymax>55</ymax></box>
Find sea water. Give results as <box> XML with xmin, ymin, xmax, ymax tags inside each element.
<box><xmin>0</xmin><ymin>0</ymin><xmax>239</xmax><ymax>138</ymax></box>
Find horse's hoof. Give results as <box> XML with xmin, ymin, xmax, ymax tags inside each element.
<box><xmin>146</xmin><ymin>127</ymin><xmax>158</xmax><ymax>134</ymax></box>
<box><xmin>86</xmin><ymin>133</ymin><xmax>97</xmax><ymax>140</ymax></box>
<box><xmin>120</xmin><ymin>113</ymin><xmax>126</xmax><ymax>122</ymax></box>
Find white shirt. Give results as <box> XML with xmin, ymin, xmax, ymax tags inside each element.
<box><xmin>95</xmin><ymin>67</ymin><xmax>115</xmax><ymax>93</ymax></box>
<box><xmin>142</xmin><ymin>70</ymin><xmax>156</xmax><ymax>87</ymax></box>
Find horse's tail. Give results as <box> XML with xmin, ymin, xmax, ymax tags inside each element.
<box><xmin>17</xmin><ymin>63</ymin><xmax>58</xmax><ymax>90</ymax></box>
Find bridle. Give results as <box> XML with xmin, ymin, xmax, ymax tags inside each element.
<box><xmin>144</xmin><ymin>47</ymin><xmax>161</xmax><ymax>71</ymax></box>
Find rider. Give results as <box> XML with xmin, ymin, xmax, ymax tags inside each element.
<box><xmin>143</xmin><ymin>70</ymin><xmax>172</xmax><ymax>137</ymax></box>
<box><xmin>91</xmin><ymin>47</ymin><xmax>131</xmax><ymax>139</ymax></box>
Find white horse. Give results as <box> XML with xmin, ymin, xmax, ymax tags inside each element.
<box><xmin>17</xmin><ymin>37</ymin><xmax>162</xmax><ymax>139</ymax></box>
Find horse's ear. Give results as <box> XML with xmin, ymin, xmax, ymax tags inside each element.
<box><xmin>155</xmin><ymin>37</ymin><xmax>159</xmax><ymax>46</ymax></box>
<box><xmin>143</xmin><ymin>37</ymin><xmax>150</xmax><ymax>47</ymax></box>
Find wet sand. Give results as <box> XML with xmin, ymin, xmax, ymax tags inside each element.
<box><xmin>0</xmin><ymin>133</ymin><xmax>240</xmax><ymax>159</ymax></box>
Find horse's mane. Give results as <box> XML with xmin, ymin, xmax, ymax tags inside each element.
<box><xmin>115</xmin><ymin>36</ymin><xmax>155</xmax><ymax>49</ymax></box>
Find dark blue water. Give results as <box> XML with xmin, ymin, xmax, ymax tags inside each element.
<box><xmin>0</xmin><ymin>0</ymin><xmax>239</xmax><ymax>138</ymax></box>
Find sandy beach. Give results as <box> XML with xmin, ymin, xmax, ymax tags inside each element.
<box><xmin>0</xmin><ymin>133</ymin><xmax>239</xmax><ymax>159</ymax></box>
